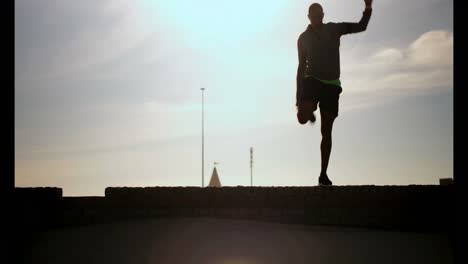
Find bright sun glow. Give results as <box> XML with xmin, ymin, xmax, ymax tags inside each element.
<box><xmin>142</xmin><ymin>0</ymin><xmax>288</xmax><ymax>48</ymax></box>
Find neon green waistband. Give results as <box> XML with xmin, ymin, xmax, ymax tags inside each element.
<box><xmin>315</xmin><ymin>78</ymin><xmax>341</xmax><ymax>87</ymax></box>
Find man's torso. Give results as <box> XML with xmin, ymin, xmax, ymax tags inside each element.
<box><xmin>299</xmin><ymin>23</ymin><xmax>343</xmax><ymax>80</ymax></box>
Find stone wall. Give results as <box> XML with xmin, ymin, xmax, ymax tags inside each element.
<box><xmin>102</xmin><ymin>186</ymin><xmax>454</xmax><ymax>231</ymax></box>
<box><xmin>14</xmin><ymin>187</ymin><xmax>63</xmax><ymax>230</ymax></box>
<box><xmin>14</xmin><ymin>186</ymin><xmax>455</xmax><ymax>231</ymax></box>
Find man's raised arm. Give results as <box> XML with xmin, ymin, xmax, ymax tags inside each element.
<box><xmin>339</xmin><ymin>0</ymin><xmax>373</xmax><ymax>35</ymax></box>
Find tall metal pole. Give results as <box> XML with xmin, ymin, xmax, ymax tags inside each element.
<box><xmin>250</xmin><ymin>147</ymin><xmax>253</xmax><ymax>187</ymax></box>
<box><xmin>201</xmin><ymin>88</ymin><xmax>205</xmax><ymax>188</ymax></box>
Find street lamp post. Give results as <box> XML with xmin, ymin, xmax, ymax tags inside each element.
<box><xmin>201</xmin><ymin>88</ymin><xmax>205</xmax><ymax>188</ymax></box>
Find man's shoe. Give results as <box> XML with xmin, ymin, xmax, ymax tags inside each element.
<box><xmin>318</xmin><ymin>174</ymin><xmax>333</xmax><ymax>186</ymax></box>
<box><xmin>309</xmin><ymin>112</ymin><xmax>316</xmax><ymax>123</ymax></box>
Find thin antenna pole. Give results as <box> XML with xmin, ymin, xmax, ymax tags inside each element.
<box><xmin>250</xmin><ymin>147</ymin><xmax>253</xmax><ymax>187</ymax></box>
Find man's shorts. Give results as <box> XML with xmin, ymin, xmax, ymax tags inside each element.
<box><xmin>300</xmin><ymin>77</ymin><xmax>343</xmax><ymax>117</ymax></box>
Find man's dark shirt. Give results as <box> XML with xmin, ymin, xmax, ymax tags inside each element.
<box><xmin>296</xmin><ymin>9</ymin><xmax>372</xmax><ymax>105</ymax></box>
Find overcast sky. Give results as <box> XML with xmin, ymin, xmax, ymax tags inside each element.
<box><xmin>15</xmin><ymin>0</ymin><xmax>453</xmax><ymax>196</ymax></box>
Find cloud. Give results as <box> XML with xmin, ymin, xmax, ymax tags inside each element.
<box><xmin>15</xmin><ymin>0</ymin><xmax>150</xmax><ymax>82</ymax></box>
<box><xmin>341</xmin><ymin>30</ymin><xmax>453</xmax><ymax>108</ymax></box>
<box><xmin>15</xmin><ymin>99</ymin><xmax>194</xmax><ymax>159</ymax></box>
<box><xmin>372</xmin><ymin>48</ymin><xmax>404</xmax><ymax>62</ymax></box>
<box><xmin>408</xmin><ymin>30</ymin><xmax>453</xmax><ymax>66</ymax></box>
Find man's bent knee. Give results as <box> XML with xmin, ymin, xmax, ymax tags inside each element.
<box><xmin>302</xmin><ymin>101</ymin><xmax>318</xmax><ymax>112</ymax></box>
<box><xmin>297</xmin><ymin>101</ymin><xmax>317</xmax><ymax>124</ymax></box>
<box><xmin>297</xmin><ymin>111</ymin><xmax>308</xmax><ymax>124</ymax></box>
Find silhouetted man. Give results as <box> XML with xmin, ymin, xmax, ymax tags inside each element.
<box><xmin>296</xmin><ymin>1</ymin><xmax>373</xmax><ymax>186</ymax></box>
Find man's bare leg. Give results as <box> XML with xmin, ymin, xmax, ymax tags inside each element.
<box><xmin>319</xmin><ymin>110</ymin><xmax>336</xmax><ymax>184</ymax></box>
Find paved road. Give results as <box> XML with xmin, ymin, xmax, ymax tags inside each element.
<box><xmin>19</xmin><ymin>217</ymin><xmax>453</xmax><ymax>264</ymax></box>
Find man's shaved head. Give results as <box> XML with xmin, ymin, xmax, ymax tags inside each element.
<box><xmin>308</xmin><ymin>3</ymin><xmax>323</xmax><ymax>15</ymax></box>
<box><xmin>308</xmin><ymin>3</ymin><xmax>324</xmax><ymax>27</ymax></box>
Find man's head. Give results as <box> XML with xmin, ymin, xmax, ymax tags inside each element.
<box><xmin>308</xmin><ymin>3</ymin><xmax>324</xmax><ymax>27</ymax></box>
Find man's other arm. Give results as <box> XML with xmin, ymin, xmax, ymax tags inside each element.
<box><xmin>296</xmin><ymin>38</ymin><xmax>306</xmax><ymax>107</ymax></box>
